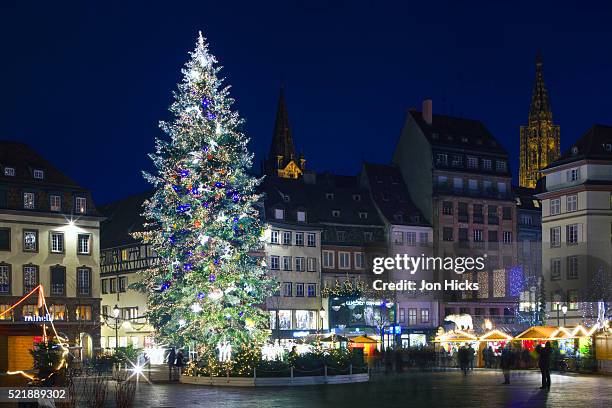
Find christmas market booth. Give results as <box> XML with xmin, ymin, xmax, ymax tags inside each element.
<box><xmin>349</xmin><ymin>335</ymin><xmax>378</xmax><ymax>357</ymax></box>
<box><xmin>595</xmin><ymin>327</ymin><xmax>612</xmax><ymax>374</ymax></box>
<box><xmin>477</xmin><ymin>329</ymin><xmax>513</xmax><ymax>366</ymax></box>
<box><xmin>434</xmin><ymin>330</ymin><xmax>479</xmax><ymax>354</ymax></box>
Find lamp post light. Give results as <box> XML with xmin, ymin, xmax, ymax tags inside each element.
<box><xmin>113</xmin><ymin>304</ymin><xmax>120</xmax><ymax>353</ymax></box>
<box><xmin>561</xmin><ymin>304</ymin><xmax>568</xmax><ymax>327</ymax></box>
<box><xmin>319</xmin><ymin>307</ymin><xmax>326</xmax><ymax>333</ymax></box>
<box><xmin>556</xmin><ymin>302</ymin><xmax>560</xmax><ymax>326</ymax></box>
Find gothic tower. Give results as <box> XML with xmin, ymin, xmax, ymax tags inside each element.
<box><xmin>519</xmin><ymin>53</ymin><xmax>561</xmax><ymax>188</ymax></box>
<box><xmin>265</xmin><ymin>87</ymin><xmax>305</xmax><ymax>179</ymax></box>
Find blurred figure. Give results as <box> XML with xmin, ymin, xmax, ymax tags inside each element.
<box><xmin>467</xmin><ymin>344</ymin><xmax>475</xmax><ymax>371</ymax></box>
<box><xmin>500</xmin><ymin>345</ymin><xmax>511</xmax><ymax>384</ymax></box>
<box><xmin>536</xmin><ymin>342</ymin><xmax>552</xmax><ymax>389</ymax></box>
<box><xmin>167</xmin><ymin>347</ymin><xmax>176</xmax><ymax>381</ymax></box>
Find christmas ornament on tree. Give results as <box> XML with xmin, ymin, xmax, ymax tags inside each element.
<box><xmin>140</xmin><ymin>31</ymin><xmax>274</xmax><ymax>352</ymax></box>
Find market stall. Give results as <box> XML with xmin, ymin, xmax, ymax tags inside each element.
<box><xmin>350</xmin><ymin>335</ymin><xmax>379</xmax><ymax>356</ymax></box>
<box><xmin>477</xmin><ymin>329</ymin><xmax>513</xmax><ymax>366</ymax></box>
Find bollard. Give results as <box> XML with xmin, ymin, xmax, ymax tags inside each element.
<box><xmin>290</xmin><ymin>366</ymin><xmax>294</xmax><ymax>379</ymax></box>
<box><xmin>324</xmin><ymin>365</ymin><xmax>328</xmax><ymax>379</ymax></box>
<box><xmin>253</xmin><ymin>367</ymin><xmax>257</xmax><ymax>379</ymax></box>
<box><xmin>350</xmin><ymin>364</ymin><xmax>353</xmax><ymax>376</ymax></box>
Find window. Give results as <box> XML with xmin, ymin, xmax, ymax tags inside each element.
<box><xmin>567</xmin><ymin>256</ymin><xmax>579</xmax><ymax>279</ymax></box>
<box><xmin>0</xmin><ymin>263</ymin><xmax>10</xmax><ymax>294</ymax></box>
<box><xmin>483</xmin><ymin>180</ymin><xmax>492</xmax><ymax>191</ymax></box>
<box><xmin>282</xmin><ymin>194</ymin><xmax>290</xmax><ymax>202</ymax></box>
<box><xmin>566</xmin><ymin>224</ymin><xmax>579</xmax><ymax>245</ymax></box>
<box><xmin>399</xmin><ymin>308</ymin><xmax>405</xmax><ymax>323</ymax></box>
<box><xmin>437</xmin><ymin>175</ymin><xmax>448</xmax><ymax>186</ymax></box>
<box><xmin>295</xmin><ymin>283</ymin><xmax>304</xmax><ymax>297</ymax></box>
<box><xmin>75</xmin><ymin>196</ymin><xmax>87</xmax><ymax>214</ymax></box>
<box><xmin>567</xmin><ymin>168</ymin><xmax>580</xmax><ymax>182</ymax></box>
<box><xmin>295</xmin><ymin>232</ymin><xmax>304</xmax><ymax>246</ymax></box>
<box><xmin>453</xmin><ymin>177</ymin><xmax>463</xmax><ymax>190</ymax></box>
<box><xmin>0</xmin><ymin>228</ymin><xmax>10</xmax><ymax>251</ymax></box>
<box><xmin>336</xmin><ymin>231</ymin><xmax>346</xmax><ymax>241</ymax></box>
<box><xmin>270</xmin><ymin>256</ymin><xmax>280</xmax><ymax>270</ymax></box>
<box><xmin>49</xmin><ymin>304</ymin><xmax>66</xmax><ymax>320</ymax></box>
<box><xmin>326</xmin><ymin>193</ymin><xmax>334</xmax><ymax>200</ymax></box>
<box><xmin>487</xmin><ymin>205</ymin><xmax>498</xmax><ymax>224</ymax></box>
<box><xmin>436</xmin><ymin>153</ymin><xmax>448</xmax><ymax>165</ymax></box>
<box><xmin>23</xmin><ymin>230</ymin><xmax>38</xmax><ymax>252</ymax></box>
<box><xmin>488</xmin><ymin>230</ymin><xmax>498</xmax><ymax>242</ymax></box>
<box><xmin>451</xmin><ymin>155</ymin><xmax>463</xmax><ymax>167</ymax></box>
<box><xmin>4</xmin><ymin>167</ymin><xmax>15</xmax><ymax>176</ymax></box>
<box><xmin>50</xmin><ymin>232</ymin><xmax>64</xmax><ymax>253</ymax></box>
<box><xmin>503</xmin><ymin>231</ymin><xmax>512</xmax><ymax>244</ymax></box>
<box><xmin>33</xmin><ymin>169</ymin><xmax>44</xmax><ymax>179</ymax></box>
<box><xmin>50</xmin><ymin>265</ymin><xmax>65</xmax><ymax>296</ymax></box>
<box><xmin>338</xmin><ymin>252</ymin><xmax>350</xmax><ymax>269</ymax></box>
<box><xmin>50</xmin><ymin>195</ymin><xmax>61</xmax><ymax>212</ymax></box>
<box><xmin>442</xmin><ymin>227</ymin><xmax>453</xmax><ymax>241</ymax></box>
<box><xmin>274</xmin><ymin>208</ymin><xmax>284</xmax><ymax>220</ymax></box>
<box><xmin>101</xmin><ymin>279</ymin><xmax>108</xmax><ymax>294</ymax></box>
<box><xmin>354</xmin><ymin>252</ymin><xmax>364</xmax><ymax>269</ymax></box>
<box><xmin>307</xmin><ymin>233</ymin><xmax>316</xmax><ymax>247</ymax></box>
<box><xmin>567</xmin><ymin>195</ymin><xmax>578</xmax><ymax>212</ymax></box>
<box><xmin>76</xmin><ymin>305</ymin><xmax>92</xmax><ymax>321</ymax></box>
<box><xmin>307</xmin><ymin>284</ymin><xmax>316</xmax><ymax>297</ymax></box>
<box><xmin>551</xmin><ymin>258</ymin><xmax>561</xmax><ymax>280</ymax></box>
<box><xmin>22</xmin><ymin>304</ymin><xmax>39</xmax><ymax>318</ymax></box>
<box><xmin>332</xmin><ymin>210</ymin><xmax>340</xmax><ymax>217</ymax></box>
<box><xmin>282</xmin><ymin>231</ymin><xmax>291</xmax><ymax>245</ymax></box>
<box><xmin>270</xmin><ymin>230</ymin><xmax>279</xmax><ymax>244</ymax></box>
<box><xmin>0</xmin><ymin>304</ymin><xmax>12</xmax><ymax>320</ymax></box>
<box><xmin>568</xmin><ymin>290</ymin><xmax>579</xmax><ymax>310</ymax></box>
<box><xmin>394</xmin><ymin>213</ymin><xmax>403</xmax><ymax>222</ymax></box>
<box><xmin>282</xmin><ymin>256</ymin><xmax>292</xmax><ymax>271</ymax></box>
<box><xmin>307</xmin><ymin>257</ymin><xmax>317</xmax><ymax>272</ymax></box>
<box><xmin>322</xmin><ymin>251</ymin><xmax>335</xmax><ymax>268</ymax></box>
<box><xmin>408</xmin><ymin>309</ymin><xmax>417</xmax><ymax>325</ymax></box>
<box><xmin>23</xmin><ymin>192</ymin><xmax>35</xmax><ymax>209</ymax></box>
<box><xmin>458</xmin><ymin>228</ymin><xmax>468</xmax><ymax>242</ymax></box>
<box><xmin>482</xmin><ymin>159</ymin><xmax>492</xmax><ymax>170</ymax></box>
<box><xmin>297</xmin><ymin>211</ymin><xmax>306</xmax><ymax>222</ymax></box>
<box><xmin>353</xmin><ymin>194</ymin><xmax>361</xmax><ymax>201</ymax></box>
<box><xmin>496</xmin><ymin>161</ymin><xmax>507</xmax><ymax>172</ymax></box>
<box><xmin>295</xmin><ymin>257</ymin><xmax>305</xmax><ymax>272</ymax></box>
<box><xmin>118</xmin><ymin>276</ymin><xmax>127</xmax><ymax>292</ymax></box>
<box><xmin>295</xmin><ymin>310</ymin><xmax>315</xmax><ymax>329</ymax></box>
<box><xmin>550</xmin><ymin>198</ymin><xmax>561</xmax><ymax>215</ymax></box>
<box><xmin>420</xmin><ymin>309</ymin><xmax>430</xmax><ymax>323</ymax></box>
<box><xmin>283</xmin><ymin>282</ymin><xmax>292</xmax><ymax>297</ymax></box>
<box><xmin>358</xmin><ymin>212</ymin><xmax>368</xmax><ymax>219</ymax></box>
<box><xmin>442</xmin><ymin>201</ymin><xmax>453</xmax><ymax>215</ymax></box>
<box><xmin>78</xmin><ymin>234</ymin><xmax>91</xmax><ymax>254</ymax></box>
<box><xmin>467</xmin><ymin>156</ymin><xmax>478</xmax><ymax>169</ymax></box>
<box><xmin>77</xmin><ymin>268</ymin><xmax>91</xmax><ymax>296</ymax></box>
<box><xmin>363</xmin><ymin>231</ymin><xmax>373</xmax><ymax>242</ymax></box>
<box><xmin>22</xmin><ymin>266</ymin><xmax>39</xmax><ymax>295</ymax></box>
<box><xmin>393</xmin><ymin>231</ymin><xmax>403</xmax><ymax>245</ymax></box>
<box><xmin>520</xmin><ymin>214</ymin><xmax>533</xmax><ymax>225</ymax></box>
<box><xmin>406</xmin><ymin>232</ymin><xmax>416</xmax><ymax>246</ymax></box>
<box><xmin>502</xmin><ymin>207</ymin><xmax>512</xmax><ymax>220</ymax></box>
<box><xmin>109</xmin><ymin>278</ymin><xmax>117</xmax><ymax>293</ymax></box>
<box><xmin>419</xmin><ymin>232</ymin><xmax>428</xmax><ymax>246</ymax></box>
<box><xmin>468</xmin><ymin>179</ymin><xmax>478</xmax><ymax>190</ymax></box>
<box><xmin>473</xmin><ymin>229</ymin><xmax>483</xmax><ymax>242</ymax></box>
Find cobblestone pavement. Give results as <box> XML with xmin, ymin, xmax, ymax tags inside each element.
<box><xmin>132</xmin><ymin>370</ymin><xmax>611</xmax><ymax>408</ymax></box>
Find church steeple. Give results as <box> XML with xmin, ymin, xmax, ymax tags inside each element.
<box><xmin>519</xmin><ymin>53</ymin><xmax>561</xmax><ymax>188</ymax></box>
<box><xmin>265</xmin><ymin>87</ymin><xmax>306</xmax><ymax>179</ymax></box>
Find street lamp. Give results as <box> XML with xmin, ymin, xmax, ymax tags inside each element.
<box><xmin>113</xmin><ymin>304</ymin><xmax>120</xmax><ymax>353</ymax></box>
<box><xmin>555</xmin><ymin>302</ymin><xmax>560</xmax><ymax>326</ymax></box>
<box><xmin>319</xmin><ymin>307</ymin><xmax>326</xmax><ymax>333</ymax></box>
<box><xmin>561</xmin><ymin>304</ymin><xmax>568</xmax><ymax>327</ymax></box>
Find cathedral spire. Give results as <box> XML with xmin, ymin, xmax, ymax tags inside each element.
<box><xmin>528</xmin><ymin>52</ymin><xmax>553</xmax><ymax>123</ymax></box>
<box><xmin>269</xmin><ymin>86</ymin><xmax>296</xmax><ymax>161</ymax></box>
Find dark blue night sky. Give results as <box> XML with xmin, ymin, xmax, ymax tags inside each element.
<box><xmin>2</xmin><ymin>0</ymin><xmax>611</xmax><ymax>204</ymax></box>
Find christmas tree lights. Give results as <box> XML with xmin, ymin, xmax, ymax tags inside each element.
<box><xmin>139</xmin><ymin>31</ymin><xmax>274</xmax><ymax>352</ymax></box>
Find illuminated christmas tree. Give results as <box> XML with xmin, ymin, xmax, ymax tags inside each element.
<box><xmin>140</xmin><ymin>32</ymin><xmax>274</xmax><ymax>352</ymax></box>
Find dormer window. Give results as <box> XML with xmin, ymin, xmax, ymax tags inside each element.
<box><xmin>325</xmin><ymin>193</ymin><xmax>334</xmax><ymax>200</ymax></box>
<box><xmin>358</xmin><ymin>212</ymin><xmax>368</xmax><ymax>219</ymax></box>
<box><xmin>482</xmin><ymin>159</ymin><xmax>492</xmax><ymax>170</ymax></box>
<box><xmin>461</xmin><ymin>137</ymin><xmax>468</xmax><ymax>143</ymax></box>
<box><xmin>352</xmin><ymin>194</ymin><xmax>361</xmax><ymax>201</ymax></box>
<box><xmin>4</xmin><ymin>167</ymin><xmax>15</xmax><ymax>176</ymax></box>
<box><xmin>394</xmin><ymin>213</ymin><xmax>404</xmax><ymax>223</ymax></box>
<box><xmin>496</xmin><ymin>161</ymin><xmax>507</xmax><ymax>172</ymax></box>
<box><xmin>297</xmin><ymin>210</ymin><xmax>306</xmax><ymax>222</ymax></box>
<box><xmin>274</xmin><ymin>208</ymin><xmax>284</xmax><ymax>220</ymax></box>
<box><xmin>23</xmin><ymin>192</ymin><xmax>35</xmax><ymax>209</ymax></box>
<box><xmin>75</xmin><ymin>196</ymin><xmax>87</xmax><ymax>214</ymax></box>
<box><xmin>282</xmin><ymin>194</ymin><xmax>290</xmax><ymax>202</ymax></box>
<box><xmin>467</xmin><ymin>157</ymin><xmax>478</xmax><ymax>169</ymax></box>
<box><xmin>332</xmin><ymin>210</ymin><xmax>340</xmax><ymax>217</ymax></box>
<box><xmin>33</xmin><ymin>169</ymin><xmax>44</xmax><ymax>180</ymax></box>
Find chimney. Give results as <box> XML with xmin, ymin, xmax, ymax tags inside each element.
<box><xmin>422</xmin><ymin>99</ymin><xmax>433</xmax><ymax>125</ymax></box>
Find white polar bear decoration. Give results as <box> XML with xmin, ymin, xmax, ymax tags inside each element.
<box><xmin>444</xmin><ymin>314</ymin><xmax>473</xmax><ymax>331</ymax></box>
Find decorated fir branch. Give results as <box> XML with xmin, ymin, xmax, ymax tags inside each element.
<box><xmin>321</xmin><ymin>278</ymin><xmax>396</xmax><ymax>300</ymax></box>
<box><xmin>139</xmin><ymin>31</ymin><xmax>275</xmax><ymax>352</ymax></box>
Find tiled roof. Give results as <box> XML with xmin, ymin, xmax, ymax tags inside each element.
<box><xmin>546</xmin><ymin>124</ymin><xmax>612</xmax><ymax>168</ymax></box>
<box><xmin>408</xmin><ymin>110</ymin><xmax>508</xmax><ymax>155</ymax></box>
<box><xmin>99</xmin><ymin>190</ymin><xmax>152</xmax><ymax>248</ymax></box>
<box><xmin>0</xmin><ymin>140</ymin><xmax>82</xmax><ymax>187</ymax></box>
<box><xmin>362</xmin><ymin>162</ymin><xmax>430</xmax><ymax>227</ymax></box>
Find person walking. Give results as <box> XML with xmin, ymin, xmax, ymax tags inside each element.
<box><xmin>175</xmin><ymin>349</ymin><xmax>185</xmax><ymax>376</ymax></box>
<box><xmin>459</xmin><ymin>346</ymin><xmax>469</xmax><ymax>375</ymax></box>
<box><xmin>500</xmin><ymin>344</ymin><xmax>511</xmax><ymax>384</ymax></box>
<box><xmin>536</xmin><ymin>342</ymin><xmax>552</xmax><ymax>389</ymax></box>
<box><xmin>166</xmin><ymin>347</ymin><xmax>176</xmax><ymax>381</ymax></box>
<box><xmin>467</xmin><ymin>344</ymin><xmax>475</xmax><ymax>371</ymax></box>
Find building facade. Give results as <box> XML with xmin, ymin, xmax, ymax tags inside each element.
<box><xmin>393</xmin><ymin>101</ymin><xmax>518</xmax><ymax>328</ymax></box>
<box><xmin>519</xmin><ymin>54</ymin><xmax>560</xmax><ymax>188</ymax></box>
<box><xmin>98</xmin><ymin>191</ymin><xmax>162</xmax><ymax>361</ymax></box>
<box><xmin>0</xmin><ymin>141</ymin><xmax>102</xmax><ymax>369</ymax></box>
<box><xmin>539</xmin><ymin>125</ymin><xmax>612</xmax><ymax>326</ymax></box>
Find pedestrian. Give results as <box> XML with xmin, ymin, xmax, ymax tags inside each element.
<box><xmin>175</xmin><ymin>349</ymin><xmax>185</xmax><ymax>376</ymax></box>
<box><xmin>467</xmin><ymin>344</ymin><xmax>475</xmax><ymax>371</ymax></box>
<box><xmin>459</xmin><ymin>346</ymin><xmax>469</xmax><ymax>375</ymax></box>
<box><xmin>535</xmin><ymin>342</ymin><xmax>552</xmax><ymax>389</ymax></box>
<box><xmin>395</xmin><ymin>349</ymin><xmax>403</xmax><ymax>373</ymax></box>
<box><xmin>483</xmin><ymin>346</ymin><xmax>490</xmax><ymax>368</ymax></box>
<box><xmin>500</xmin><ymin>344</ymin><xmax>511</xmax><ymax>384</ymax></box>
<box><xmin>167</xmin><ymin>347</ymin><xmax>176</xmax><ymax>381</ymax></box>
